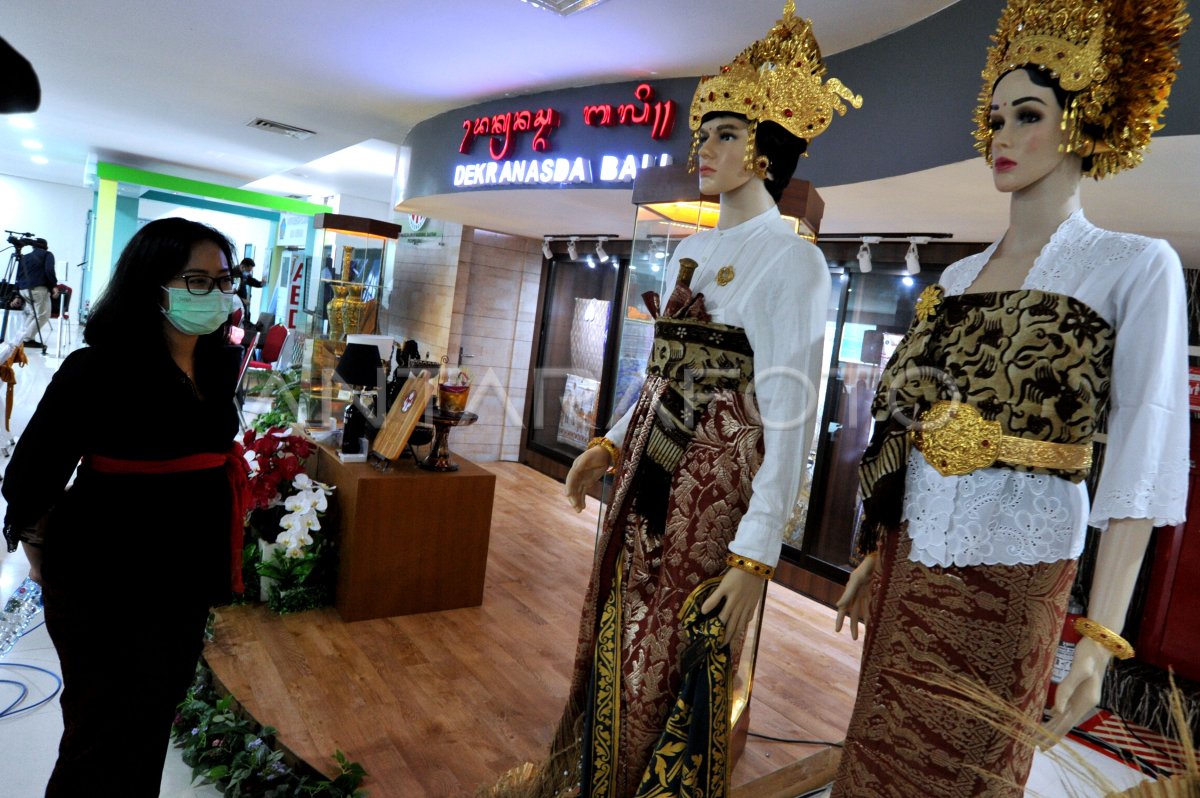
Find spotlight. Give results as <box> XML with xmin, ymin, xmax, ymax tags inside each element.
<box><xmin>905</xmin><ymin>237</ymin><xmax>928</xmax><ymax>275</ymax></box>
<box><xmin>651</xmin><ymin>262</ymin><xmax>660</xmax><ymax>273</ymax></box>
<box><xmin>595</xmin><ymin>237</ymin><xmax>608</xmax><ymax>263</ymax></box>
<box><xmin>567</xmin><ymin>237</ymin><xmax>579</xmax><ymax>261</ymax></box>
<box><xmin>857</xmin><ymin>236</ymin><xmax>879</xmax><ymax>274</ymax></box>
<box><xmin>902</xmin><ymin>276</ymin><xmax>914</xmax><ymax>287</ymax></box>
<box><xmin>542</xmin><ymin>237</ymin><xmax>553</xmax><ymax>260</ymax></box>
<box><xmin>585</xmin><ymin>253</ymin><xmax>595</xmax><ymax>268</ymax></box>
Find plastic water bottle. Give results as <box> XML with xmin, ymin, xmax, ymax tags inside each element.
<box><xmin>0</xmin><ymin>578</ymin><xmax>43</xmax><ymax>658</ymax></box>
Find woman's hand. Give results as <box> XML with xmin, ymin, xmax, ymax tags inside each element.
<box><xmin>835</xmin><ymin>552</ymin><xmax>878</xmax><ymax>640</ymax></box>
<box><xmin>563</xmin><ymin>446</ymin><xmax>612</xmax><ymax>512</ymax></box>
<box><xmin>1042</xmin><ymin>638</ymin><xmax>1109</xmax><ymax>742</ymax></box>
<box><xmin>22</xmin><ymin>541</ymin><xmax>43</xmax><ymax>586</ymax></box>
<box><xmin>701</xmin><ymin>566</ymin><xmax>767</xmax><ymax>645</ymax></box>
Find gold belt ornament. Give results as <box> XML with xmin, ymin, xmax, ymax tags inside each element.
<box><xmin>910</xmin><ymin>401</ymin><xmax>1092</xmax><ymax>477</ymax></box>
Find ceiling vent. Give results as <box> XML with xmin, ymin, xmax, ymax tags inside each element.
<box><xmin>247</xmin><ymin>118</ymin><xmax>316</xmax><ymax>141</ymax></box>
<box><xmin>517</xmin><ymin>0</ymin><xmax>611</xmax><ymax>16</ymax></box>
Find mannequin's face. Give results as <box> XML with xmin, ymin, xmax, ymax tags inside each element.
<box><xmin>697</xmin><ymin>116</ymin><xmax>754</xmax><ymax>196</ymax></box>
<box><xmin>988</xmin><ymin>69</ymin><xmax>1075</xmax><ymax>193</ymax></box>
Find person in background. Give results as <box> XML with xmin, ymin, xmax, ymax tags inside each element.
<box><xmin>17</xmin><ymin>237</ymin><xmax>57</xmax><ymax>349</ymax></box>
<box><xmin>2</xmin><ymin>217</ymin><xmax>248</xmax><ymax>797</ymax></box>
<box><xmin>235</xmin><ymin>256</ymin><xmax>263</xmax><ymax>329</ymax></box>
<box><xmin>487</xmin><ymin>4</ymin><xmax>856</xmax><ymax>796</ymax></box>
<box><xmin>832</xmin><ymin>1</ymin><xmax>1190</xmax><ymax>795</ymax></box>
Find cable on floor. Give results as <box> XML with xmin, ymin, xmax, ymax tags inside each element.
<box><xmin>0</xmin><ymin>663</ymin><xmax>62</xmax><ymax>720</ymax></box>
<box><xmin>747</xmin><ymin>730</ymin><xmax>842</xmax><ymax>747</ymax></box>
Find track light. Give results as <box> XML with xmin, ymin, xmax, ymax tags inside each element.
<box><xmin>542</xmin><ymin>237</ymin><xmax>553</xmax><ymax>260</ymax></box>
<box><xmin>905</xmin><ymin>236</ymin><xmax>929</xmax><ymax>275</ymax></box>
<box><xmin>595</xmin><ymin>237</ymin><xmax>608</xmax><ymax>263</ymax></box>
<box><xmin>567</xmin><ymin>237</ymin><xmax>579</xmax><ymax>261</ymax></box>
<box><xmin>857</xmin><ymin>236</ymin><xmax>880</xmax><ymax>274</ymax></box>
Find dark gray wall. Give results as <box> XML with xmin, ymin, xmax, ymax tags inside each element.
<box><xmin>401</xmin><ymin>0</ymin><xmax>1200</xmax><ymax>198</ymax></box>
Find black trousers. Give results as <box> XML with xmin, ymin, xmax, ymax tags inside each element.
<box><xmin>42</xmin><ymin>585</ymin><xmax>210</xmax><ymax>798</ymax></box>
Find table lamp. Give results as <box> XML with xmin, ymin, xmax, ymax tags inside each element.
<box><xmin>334</xmin><ymin>342</ymin><xmax>384</xmax><ymax>458</ymax></box>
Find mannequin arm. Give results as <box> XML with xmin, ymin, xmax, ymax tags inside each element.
<box><xmin>701</xmin><ymin>567</ymin><xmax>767</xmax><ymax>646</ymax></box>
<box><xmin>1043</xmin><ymin>517</ymin><xmax>1153</xmax><ymax>740</ymax></box>
<box><xmin>834</xmin><ymin>552</ymin><xmax>878</xmax><ymax>640</ymax></box>
<box><xmin>563</xmin><ymin>446</ymin><xmax>612</xmax><ymax>512</ymax></box>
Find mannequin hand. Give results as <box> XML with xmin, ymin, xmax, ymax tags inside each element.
<box><xmin>701</xmin><ymin>566</ymin><xmax>767</xmax><ymax>646</ymax></box>
<box><xmin>835</xmin><ymin>553</ymin><xmax>878</xmax><ymax>640</ymax></box>
<box><xmin>50</xmin><ymin>287</ymin><xmax>59</xmax><ymax>298</ymax></box>
<box><xmin>1042</xmin><ymin>638</ymin><xmax>1109</xmax><ymax>742</ymax></box>
<box><xmin>563</xmin><ymin>446</ymin><xmax>611</xmax><ymax>512</ymax></box>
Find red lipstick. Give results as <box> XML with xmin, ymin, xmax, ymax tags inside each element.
<box><xmin>994</xmin><ymin>157</ymin><xmax>1017</xmax><ymax>172</ymax></box>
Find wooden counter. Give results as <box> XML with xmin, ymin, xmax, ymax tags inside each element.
<box><xmin>315</xmin><ymin>444</ymin><xmax>496</xmax><ymax>621</ymax></box>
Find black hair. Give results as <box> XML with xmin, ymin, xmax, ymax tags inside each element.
<box><xmin>85</xmin><ymin>218</ymin><xmax>236</xmax><ymax>364</ymax></box>
<box><xmin>997</xmin><ymin>65</ymin><xmax>1098</xmax><ymax>174</ymax></box>
<box><xmin>699</xmin><ymin>111</ymin><xmax>808</xmax><ymax>202</ymax></box>
<box><xmin>239</xmin><ymin>257</ymin><xmax>255</xmax><ymax>269</ymax></box>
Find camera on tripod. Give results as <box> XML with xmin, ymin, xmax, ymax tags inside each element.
<box><xmin>4</xmin><ymin>231</ymin><xmax>39</xmax><ymax>250</ymax></box>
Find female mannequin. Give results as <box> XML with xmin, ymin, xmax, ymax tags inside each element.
<box><xmin>488</xmin><ymin>5</ymin><xmax>858</xmax><ymax>797</ymax></box>
<box><xmin>832</xmin><ymin>2</ymin><xmax>1190</xmax><ymax>795</ymax></box>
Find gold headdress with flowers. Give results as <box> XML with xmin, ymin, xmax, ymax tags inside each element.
<box><xmin>975</xmin><ymin>0</ymin><xmax>1190</xmax><ymax>179</ymax></box>
<box><xmin>689</xmin><ymin>0</ymin><xmax>862</xmax><ymax>177</ymax></box>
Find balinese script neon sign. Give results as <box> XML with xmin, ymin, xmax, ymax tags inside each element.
<box><xmin>583</xmin><ymin>84</ymin><xmax>676</xmax><ymax>141</ymax></box>
<box><xmin>460</xmin><ymin>108</ymin><xmax>562</xmax><ymax>161</ymax></box>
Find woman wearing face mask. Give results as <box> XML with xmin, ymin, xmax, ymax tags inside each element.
<box><xmin>3</xmin><ymin>217</ymin><xmax>248</xmax><ymax>797</ymax></box>
<box><xmin>832</xmin><ymin>1</ymin><xmax>1190</xmax><ymax>796</ymax></box>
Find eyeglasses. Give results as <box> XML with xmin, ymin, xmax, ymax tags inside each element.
<box><xmin>178</xmin><ymin>274</ymin><xmax>240</xmax><ymax>295</ymax></box>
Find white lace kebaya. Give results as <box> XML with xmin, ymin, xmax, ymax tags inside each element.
<box><xmin>904</xmin><ymin>210</ymin><xmax>1190</xmax><ymax>568</ymax></box>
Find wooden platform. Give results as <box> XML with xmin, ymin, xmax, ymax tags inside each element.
<box><xmin>205</xmin><ymin>462</ymin><xmax>863</xmax><ymax>797</ymax></box>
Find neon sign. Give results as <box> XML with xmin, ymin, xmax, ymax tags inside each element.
<box><xmin>453</xmin><ymin>152</ymin><xmax>673</xmax><ymax>188</ymax></box>
<box><xmin>583</xmin><ymin>84</ymin><xmax>676</xmax><ymax>141</ymax></box>
<box><xmin>459</xmin><ymin>108</ymin><xmax>562</xmax><ymax>161</ymax></box>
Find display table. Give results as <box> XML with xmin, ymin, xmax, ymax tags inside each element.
<box><xmin>314</xmin><ymin>443</ymin><xmax>496</xmax><ymax>622</ymax></box>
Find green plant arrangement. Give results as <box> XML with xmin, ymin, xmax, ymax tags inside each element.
<box><xmin>252</xmin><ymin>367</ymin><xmax>302</xmax><ymax>433</ymax></box>
<box><xmin>172</xmin><ymin>662</ymin><xmax>368</xmax><ymax>797</ymax></box>
<box><xmin>241</xmin><ymin>427</ymin><xmax>338</xmax><ymax>613</ymax></box>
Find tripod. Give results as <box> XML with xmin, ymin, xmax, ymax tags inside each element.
<box><xmin>0</xmin><ymin>233</ymin><xmax>46</xmax><ymax>350</ymax></box>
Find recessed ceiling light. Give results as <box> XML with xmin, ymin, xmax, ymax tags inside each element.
<box><xmin>31</xmin><ymin>155</ymin><xmax>49</xmax><ymax>165</ymax></box>
<box><xmin>8</xmin><ymin>116</ymin><xmax>35</xmax><ymax>130</ymax></box>
<box><xmin>21</xmin><ymin>139</ymin><xmax>42</xmax><ymax>150</ymax></box>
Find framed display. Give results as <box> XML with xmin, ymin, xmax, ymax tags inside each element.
<box><xmin>371</xmin><ymin>371</ymin><xmax>432</xmax><ymax>462</ymax></box>
<box><xmin>556</xmin><ymin>373</ymin><xmax>601</xmax><ymax>449</ymax></box>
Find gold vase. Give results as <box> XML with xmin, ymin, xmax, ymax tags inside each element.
<box><xmin>327</xmin><ymin>284</ymin><xmax>349</xmax><ymax>340</ymax></box>
<box><xmin>343</xmin><ymin>284</ymin><xmax>365</xmax><ymax>336</ymax></box>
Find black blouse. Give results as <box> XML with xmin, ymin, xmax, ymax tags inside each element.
<box><xmin>3</xmin><ymin>342</ymin><xmax>240</xmax><ymax>604</ymax></box>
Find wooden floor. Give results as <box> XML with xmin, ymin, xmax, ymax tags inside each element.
<box><xmin>205</xmin><ymin>462</ymin><xmax>864</xmax><ymax>797</ymax></box>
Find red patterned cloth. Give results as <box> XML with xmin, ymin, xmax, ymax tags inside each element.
<box><xmin>833</xmin><ymin>528</ymin><xmax>1075</xmax><ymax>797</ymax></box>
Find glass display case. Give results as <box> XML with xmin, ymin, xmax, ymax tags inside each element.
<box><xmin>299</xmin><ymin>214</ymin><xmax>401</xmax><ymax>428</ymax></box>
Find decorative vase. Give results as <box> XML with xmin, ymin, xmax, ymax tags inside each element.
<box><xmin>327</xmin><ymin>284</ymin><xmax>349</xmax><ymax>340</ymax></box>
<box><xmin>344</xmin><ymin>284</ymin><xmax>365</xmax><ymax>336</ymax></box>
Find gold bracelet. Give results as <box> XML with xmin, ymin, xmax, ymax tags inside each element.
<box><xmin>1074</xmin><ymin>617</ymin><xmax>1135</xmax><ymax>660</ymax></box>
<box><xmin>587</xmin><ymin>436</ymin><xmax>619</xmax><ymax>475</ymax></box>
<box><xmin>726</xmin><ymin>553</ymin><xmax>775</xmax><ymax>580</ymax></box>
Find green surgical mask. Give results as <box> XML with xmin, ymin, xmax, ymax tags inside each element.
<box><xmin>161</xmin><ymin>287</ymin><xmax>235</xmax><ymax>335</ymax></box>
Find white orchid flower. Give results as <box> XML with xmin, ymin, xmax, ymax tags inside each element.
<box><xmin>285</xmin><ymin>491</ymin><xmax>316</xmax><ymax>514</ymax></box>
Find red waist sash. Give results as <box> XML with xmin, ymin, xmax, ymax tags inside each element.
<box><xmin>84</xmin><ymin>445</ymin><xmax>249</xmax><ymax>593</ymax></box>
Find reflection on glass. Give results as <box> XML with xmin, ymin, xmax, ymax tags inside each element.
<box><xmin>789</xmin><ymin>269</ymin><xmax>940</xmax><ymax>571</ymax></box>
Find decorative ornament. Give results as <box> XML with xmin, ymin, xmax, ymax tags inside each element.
<box><xmin>688</xmin><ymin>0</ymin><xmax>862</xmax><ymax>175</ymax></box>
<box><xmin>716</xmin><ymin>265</ymin><xmax>736</xmax><ymax>286</ymax></box>
<box><xmin>915</xmin><ymin>284</ymin><xmax>944</xmax><ymax>322</ymax></box>
<box><xmin>975</xmin><ymin>0</ymin><xmax>1190</xmax><ymax>179</ymax></box>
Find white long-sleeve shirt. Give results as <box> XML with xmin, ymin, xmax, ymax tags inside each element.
<box><xmin>904</xmin><ymin>210</ymin><xmax>1190</xmax><ymax>568</ymax></box>
<box><xmin>606</xmin><ymin>205</ymin><xmax>830</xmax><ymax>567</ymax></box>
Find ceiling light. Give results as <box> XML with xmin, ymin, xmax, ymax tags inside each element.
<box><xmin>8</xmin><ymin>116</ymin><xmax>35</xmax><ymax>130</ymax></box>
<box><xmin>595</xmin><ymin>237</ymin><xmax>608</xmax><ymax>263</ymax></box>
<box><xmin>30</xmin><ymin>155</ymin><xmax>49</xmax><ymax>165</ymax></box>
<box><xmin>567</xmin><ymin>237</ymin><xmax>579</xmax><ymax>261</ymax></box>
<box><xmin>905</xmin><ymin>236</ymin><xmax>929</xmax><ymax>275</ymax></box>
<box><xmin>21</xmin><ymin>139</ymin><xmax>42</xmax><ymax>150</ymax></box>
<box><xmin>651</xmin><ymin>263</ymin><xmax>661</xmax><ymax>273</ymax></box>
<box><xmin>542</xmin><ymin>237</ymin><xmax>553</xmax><ymax>260</ymax></box>
<box><xmin>902</xmin><ymin>276</ymin><xmax>915</xmax><ymax>287</ymax></box>
<box><xmin>611</xmin><ymin>257</ymin><xmax>619</xmax><ymax>269</ymax></box>
<box><xmin>857</xmin><ymin>236</ymin><xmax>880</xmax><ymax>274</ymax></box>
<box><xmin>654</xmin><ymin>249</ymin><xmax>666</xmax><ymax>259</ymax></box>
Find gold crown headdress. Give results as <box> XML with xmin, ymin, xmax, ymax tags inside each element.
<box><xmin>975</xmin><ymin>0</ymin><xmax>1190</xmax><ymax>179</ymax></box>
<box><xmin>689</xmin><ymin>0</ymin><xmax>862</xmax><ymax>177</ymax></box>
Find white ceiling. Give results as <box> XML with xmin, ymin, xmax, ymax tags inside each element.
<box><xmin>3</xmin><ymin>0</ymin><xmax>1199</xmax><ymax>264</ymax></box>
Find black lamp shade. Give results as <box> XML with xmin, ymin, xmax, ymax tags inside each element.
<box><xmin>335</xmin><ymin>343</ymin><xmax>382</xmax><ymax>388</ymax></box>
